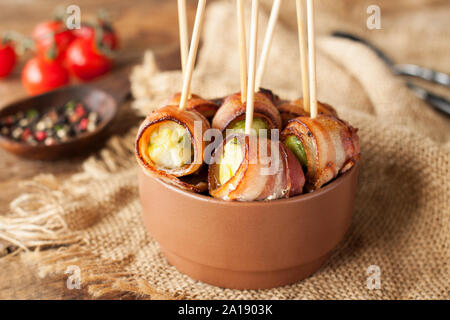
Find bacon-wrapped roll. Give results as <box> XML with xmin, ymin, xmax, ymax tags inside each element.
<box><xmin>136</xmin><ymin>105</ymin><xmax>210</xmax><ymax>192</ymax></box>
<box><xmin>212</xmin><ymin>92</ymin><xmax>282</xmax><ymax>135</ymax></box>
<box><xmin>281</xmin><ymin>114</ymin><xmax>359</xmax><ymax>192</ymax></box>
<box><xmin>277</xmin><ymin>98</ymin><xmax>338</xmax><ymax>127</ymax></box>
<box><xmin>208</xmin><ymin>133</ymin><xmax>305</xmax><ymax>201</ymax></box>
<box><xmin>258</xmin><ymin>87</ymin><xmax>280</xmax><ymax>104</ymax></box>
<box><xmin>164</xmin><ymin>93</ymin><xmax>219</xmax><ymax>120</ymax></box>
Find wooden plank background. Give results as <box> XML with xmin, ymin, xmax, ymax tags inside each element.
<box><xmin>0</xmin><ymin>0</ymin><xmax>198</xmax><ymax>299</ymax></box>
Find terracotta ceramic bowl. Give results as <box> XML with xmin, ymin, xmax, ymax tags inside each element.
<box><xmin>139</xmin><ymin>165</ymin><xmax>358</xmax><ymax>289</ymax></box>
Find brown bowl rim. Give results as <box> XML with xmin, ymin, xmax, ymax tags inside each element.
<box><xmin>144</xmin><ymin>164</ymin><xmax>357</xmax><ymax>207</ymax></box>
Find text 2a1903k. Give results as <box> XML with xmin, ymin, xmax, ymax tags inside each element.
<box><xmin>178</xmin><ymin>303</ymin><xmax>273</xmax><ymax>317</ymax></box>
<box><xmin>222</xmin><ymin>304</ymin><xmax>273</xmax><ymax>315</ymax></box>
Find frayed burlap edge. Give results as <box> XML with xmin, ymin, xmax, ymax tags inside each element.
<box><xmin>21</xmin><ymin>246</ymin><xmax>183</xmax><ymax>299</ymax></box>
<box><xmin>0</xmin><ymin>130</ymin><xmax>182</xmax><ymax>300</ymax></box>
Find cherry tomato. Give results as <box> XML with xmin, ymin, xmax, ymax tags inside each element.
<box><xmin>32</xmin><ymin>20</ymin><xmax>75</xmax><ymax>62</ymax></box>
<box><xmin>0</xmin><ymin>43</ymin><xmax>16</xmax><ymax>78</ymax></box>
<box><xmin>73</xmin><ymin>23</ymin><xmax>119</xmax><ymax>50</ymax></box>
<box><xmin>66</xmin><ymin>38</ymin><xmax>112</xmax><ymax>81</ymax></box>
<box><xmin>21</xmin><ymin>56</ymin><xmax>69</xmax><ymax>95</ymax></box>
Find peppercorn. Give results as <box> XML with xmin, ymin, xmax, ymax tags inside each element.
<box><xmin>88</xmin><ymin>112</ymin><xmax>98</xmax><ymax>123</ymax></box>
<box><xmin>35</xmin><ymin>120</ymin><xmax>46</xmax><ymax>131</ymax></box>
<box><xmin>78</xmin><ymin>118</ymin><xmax>89</xmax><ymax>131</ymax></box>
<box><xmin>35</xmin><ymin>131</ymin><xmax>46</xmax><ymax>142</ymax></box>
<box><xmin>75</xmin><ymin>103</ymin><xmax>86</xmax><ymax>117</ymax></box>
<box><xmin>12</xmin><ymin>127</ymin><xmax>23</xmax><ymax>140</ymax></box>
<box><xmin>18</xmin><ymin>118</ymin><xmax>29</xmax><ymax>127</ymax></box>
<box><xmin>44</xmin><ymin>137</ymin><xmax>56</xmax><ymax>146</ymax></box>
<box><xmin>1</xmin><ymin>127</ymin><xmax>9</xmax><ymax>136</ymax></box>
<box><xmin>26</xmin><ymin>109</ymin><xmax>38</xmax><ymax>120</ymax></box>
<box><xmin>3</xmin><ymin>116</ymin><xmax>14</xmax><ymax>126</ymax></box>
<box><xmin>56</xmin><ymin>125</ymin><xmax>69</xmax><ymax>139</ymax></box>
<box><xmin>0</xmin><ymin>100</ymin><xmax>99</xmax><ymax>145</ymax></box>
<box><xmin>21</xmin><ymin>128</ymin><xmax>32</xmax><ymax>141</ymax></box>
<box><xmin>48</xmin><ymin>110</ymin><xmax>58</xmax><ymax>123</ymax></box>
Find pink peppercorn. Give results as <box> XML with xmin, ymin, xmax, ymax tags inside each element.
<box><xmin>35</xmin><ymin>131</ymin><xmax>46</xmax><ymax>141</ymax></box>
<box><xmin>21</xmin><ymin>128</ymin><xmax>32</xmax><ymax>141</ymax></box>
<box><xmin>78</xmin><ymin>118</ymin><xmax>88</xmax><ymax>131</ymax></box>
<box><xmin>75</xmin><ymin>104</ymin><xmax>86</xmax><ymax>117</ymax></box>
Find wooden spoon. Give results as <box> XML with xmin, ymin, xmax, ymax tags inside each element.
<box><xmin>0</xmin><ymin>66</ymin><xmax>130</xmax><ymax>160</ymax></box>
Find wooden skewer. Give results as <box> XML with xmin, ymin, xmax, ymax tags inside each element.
<box><xmin>306</xmin><ymin>0</ymin><xmax>317</xmax><ymax>118</ymax></box>
<box><xmin>177</xmin><ymin>0</ymin><xmax>191</xmax><ymax>99</ymax></box>
<box><xmin>179</xmin><ymin>0</ymin><xmax>207</xmax><ymax>111</ymax></box>
<box><xmin>177</xmin><ymin>0</ymin><xmax>189</xmax><ymax>76</ymax></box>
<box><xmin>236</xmin><ymin>0</ymin><xmax>247</xmax><ymax>103</ymax></box>
<box><xmin>255</xmin><ymin>0</ymin><xmax>282</xmax><ymax>91</ymax></box>
<box><xmin>245</xmin><ymin>0</ymin><xmax>259</xmax><ymax>135</ymax></box>
<box><xmin>296</xmin><ymin>0</ymin><xmax>310</xmax><ymax>113</ymax></box>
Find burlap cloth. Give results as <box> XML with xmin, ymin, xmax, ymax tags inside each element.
<box><xmin>1</xmin><ymin>0</ymin><xmax>449</xmax><ymax>299</ymax></box>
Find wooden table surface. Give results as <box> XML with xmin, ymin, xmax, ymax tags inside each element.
<box><xmin>0</xmin><ymin>0</ymin><xmax>197</xmax><ymax>299</ymax></box>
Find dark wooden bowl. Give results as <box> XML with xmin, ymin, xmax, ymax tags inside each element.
<box><xmin>0</xmin><ymin>86</ymin><xmax>117</xmax><ymax>160</ymax></box>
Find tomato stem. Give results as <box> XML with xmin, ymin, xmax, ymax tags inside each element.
<box><xmin>94</xmin><ymin>23</ymin><xmax>115</xmax><ymax>58</ymax></box>
<box><xmin>45</xmin><ymin>32</ymin><xmax>59</xmax><ymax>61</ymax></box>
<box><xmin>2</xmin><ymin>31</ymin><xmax>34</xmax><ymax>54</ymax></box>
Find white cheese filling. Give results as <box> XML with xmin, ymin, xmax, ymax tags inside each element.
<box><xmin>147</xmin><ymin>121</ymin><xmax>192</xmax><ymax>169</ymax></box>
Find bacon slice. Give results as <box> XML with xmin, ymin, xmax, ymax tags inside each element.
<box><xmin>258</xmin><ymin>87</ymin><xmax>280</xmax><ymax>104</ymax></box>
<box><xmin>165</xmin><ymin>93</ymin><xmax>219</xmax><ymax>120</ymax></box>
<box><xmin>212</xmin><ymin>92</ymin><xmax>282</xmax><ymax>132</ymax></box>
<box><xmin>208</xmin><ymin>134</ymin><xmax>305</xmax><ymax>201</ymax></box>
<box><xmin>277</xmin><ymin>98</ymin><xmax>338</xmax><ymax>127</ymax></box>
<box><xmin>281</xmin><ymin>114</ymin><xmax>359</xmax><ymax>191</ymax></box>
<box><xmin>135</xmin><ymin>105</ymin><xmax>210</xmax><ymax>192</ymax></box>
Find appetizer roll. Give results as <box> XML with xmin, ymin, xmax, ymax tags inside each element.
<box><xmin>136</xmin><ymin>105</ymin><xmax>210</xmax><ymax>192</ymax></box>
<box><xmin>277</xmin><ymin>98</ymin><xmax>338</xmax><ymax>127</ymax></box>
<box><xmin>281</xmin><ymin>114</ymin><xmax>360</xmax><ymax>191</ymax></box>
<box><xmin>212</xmin><ymin>91</ymin><xmax>282</xmax><ymax>136</ymax></box>
<box><xmin>208</xmin><ymin>133</ymin><xmax>305</xmax><ymax>201</ymax></box>
<box><xmin>165</xmin><ymin>92</ymin><xmax>219</xmax><ymax>120</ymax></box>
<box><xmin>258</xmin><ymin>87</ymin><xmax>280</xmax><ymax>104</ymax></box>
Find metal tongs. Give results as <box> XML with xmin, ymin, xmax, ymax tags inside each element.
<box><xmin>332</xmin><ymin>31</ymin><xmax>450</xmax><ymax>116</ymax></box>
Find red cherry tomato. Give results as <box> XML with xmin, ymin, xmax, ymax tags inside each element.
<box><xmin>66</xmin><ymin>38</ymin><xmax>112</xmax><ymax>81</ymax></box>
<box><xmin>0</xmin><ymin>43</ymin><xmax>16</xmax><ymax>78</ymax></box>
<box><xmin>73</xmin><ymin>23</ymin><xmax>119</xmax><ymax>50</ymax></box>
<box><xmin>21</xmin><ymin>56</ymin><xmax>69</xmax><ymax>95</ymax></box>
<box><xmin>32</xmin><ymin>20</ymin><xmax>75</xmax><ymax>62</ymax></box>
